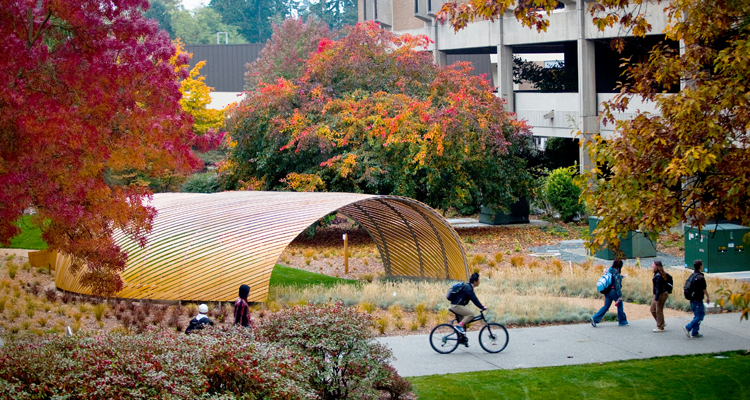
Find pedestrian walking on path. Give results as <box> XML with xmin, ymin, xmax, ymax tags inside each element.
<box><xmin>684</xmin><ymin>260</ymin><xmax>709</xmax><ymax>338</ymax></box>
<box><xmin>650</xmin><ymin>260</ymin><xmax>671</xmax><ymax>332</ymax></box>
<box><xmin>591</xmin><ymin>259</ymin><xmax>628</xmax><ymax>327</ymax></box>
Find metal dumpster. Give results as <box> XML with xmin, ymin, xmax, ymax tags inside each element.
<box><xmin>684</xmin><ymin>223</ymin><xmax>750</xmax><ymax>273</ymax></box>
<box><xmin>589</xmin><ymin>216</ymin><xmax>657</xmax><ymax>260</ymax></box>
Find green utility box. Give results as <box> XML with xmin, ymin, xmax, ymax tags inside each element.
<box><xmin>479</xmin><ymin>199</ymin><xmax>529</xmax><ymax>225</ymax></box>
<box><xmin>588</xmin><ymin>216</ymin><xmax>657</xmax><ymax>260</ymax></box>
<box><xmin>684</xmin><ymin>224</ymin><xmax>750</xmax><ymax>273</ymax></box>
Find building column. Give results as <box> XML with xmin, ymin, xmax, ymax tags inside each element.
<box><xmin>577</xmin><ymin>1</ymin><xmax>597</xmax><ymax>173</ymax></box>
<box><xmin>497</xmin><ymin>17</ymin><xmax>514</xmax><ymax>112</ymax></box>
<box><xmin>433</xmin><ymin>22</ymin><xmax>447</xmax><ymax>66</ymax></box>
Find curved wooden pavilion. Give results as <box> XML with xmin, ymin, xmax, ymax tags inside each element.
<box><xmin>54</xmin><ymin>192</ymin><xmax>468</xmax><ymax>302</ymax></box>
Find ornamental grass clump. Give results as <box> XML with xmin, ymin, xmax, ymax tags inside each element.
<box><xmin>375</xmin><ymin>317</ymin><xmax>389</xmax><ymax>334</ymax></box>
<box><xmin>93</xmin><ymin>303</ymin><xmax>106</xmax><ymax>322</ymax></box>
<box><xmin>6</xmin><ymin>260</ymin><xmax>17</xmax><ymax>279</ymax></box>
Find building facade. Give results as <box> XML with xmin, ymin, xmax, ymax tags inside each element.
<box><xmin>358</xmin><ymin>0</ymin><xmax>676</xmax><ymax>168</ymax></box>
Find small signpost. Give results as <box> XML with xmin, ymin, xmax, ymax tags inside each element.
<box><xmin>343</xmin><ymin>233</ymin><xmax>349</xmax><ymax>274</ymax></box>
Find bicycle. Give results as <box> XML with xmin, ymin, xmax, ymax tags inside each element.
<box><xmin>429</xmin><ymin>309</ymin><xmax>509</xmax><ymax>354</ymax></box>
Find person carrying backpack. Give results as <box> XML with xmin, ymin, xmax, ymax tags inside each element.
<box><xmin>683</xmin><ymin>259</ymin><xmax>710</xmax><ymax>338</ymax></box>
<box><xmin>650</xmin><ymin>260</ymin><xmax>672</xmax><ymax>332</ymax></box>
<box><xmin>448</xmin><ymin>273</ymin><xmax>487</xmax><ymax>343</ymax></box>
<box><xmin>591</xmin><ymin>259</ymin><xmax>628</xmax><ymax>327</ymax></box>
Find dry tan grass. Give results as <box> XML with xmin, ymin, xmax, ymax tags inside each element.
<box><xmin>270</xmin><ymin>254</ymin><xmax>746</xmax><ymax>328</ymax></box>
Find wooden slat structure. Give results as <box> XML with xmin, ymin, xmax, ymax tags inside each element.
<box><xmin>54</xmin><ymin>192</ymin><xmax>468</xmax><ymax>302</ymax></box>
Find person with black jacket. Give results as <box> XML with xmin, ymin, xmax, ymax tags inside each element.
<box><xmin>684</xmin><ymin>260</ymin><xmax>710</xmax><ymax>338</ymax></box>
<box><xmin>448</xmin><ymin>273</ymin><xmax>487</xmax><ymax>339</ymax></box>
<box><xmin>185</xmin><ymin>303</ymin><xmax>214</xmax><ymax>334</ymax></box>
<box><xmin>650</xmin><ymin>260</ymin><xmax>670</xmax><ymax>333</ymax></box>
<box><xmin>234</xmin><ymin>284</ymin><xmax>251</xmax><ymax>327</ymax></box>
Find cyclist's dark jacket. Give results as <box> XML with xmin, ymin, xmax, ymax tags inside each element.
<box><xmin>451</xmin><ymin>283</ymin><xmax>484</xmax><ymax>309</ymax></box>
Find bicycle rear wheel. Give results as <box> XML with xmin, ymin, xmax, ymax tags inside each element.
<box><xmin>478</xmin><ymin>323</ymin><xmax>509</xmax><ymax>353</ymax></box>
<box><xmin>429</xmin><ymin>324</ymin><xmax>460</xmax><ymax>354</ymax></box>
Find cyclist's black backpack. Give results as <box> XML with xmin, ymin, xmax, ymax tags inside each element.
<box><xmin>446</xmin><ymin>282</ymin><xmax>465</xmax><ymax>302</ymax></box>
<box><xmin>683</xmin><ymin>273</ymin><xmax>699</xmax><ymax>300</ymax></box>
<box><xmin>665</xmin><ymin>273</ymin><xmax>674</xmax><ymax>294</ymax></box>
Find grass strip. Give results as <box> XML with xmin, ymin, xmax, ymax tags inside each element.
<box><xmin>270</xmin><ymin>264</ymin><xmax>359</xmax><ymax>287</ymax></box>
<box><xmin>409</xmin><ymin>351</ymin><xmax>750</xmax><ymax>400</ymax></box>
<box><xmin>9</xmin><ymin>215</ymin><xmax>47</xmax><ymax>250</ymax></box>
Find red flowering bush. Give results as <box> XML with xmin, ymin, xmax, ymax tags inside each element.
<box><xmin>257</xmin><ymin>302</ymin><xmax>395</xmax><ymax>399</ymax></box>
<box><xmin>0</xmin><ymin>327</ymin><xmax>314</xmax><ymax>400</ymax></box>
<box><xmin>0</xmin><ymin>306</ymin><xmax>408</xmax><ymax>400</ymax></box>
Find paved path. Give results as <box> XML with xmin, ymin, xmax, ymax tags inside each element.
<box><xmin>376</xmin><ymin>313</ymin><xmax>750</xmax><ymax>377</ymax></box>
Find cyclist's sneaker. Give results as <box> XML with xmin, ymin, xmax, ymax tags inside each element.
<box><xmin>455</xmin><ymin>324</ymin><xmax>465</xmax><ymax>334</ymax></box>
<box><xmin>463</xmin><ymin>340</ymin><xmax>469</xmax><ymax>348</ymax></box>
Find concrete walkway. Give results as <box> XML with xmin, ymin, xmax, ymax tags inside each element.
<box><xmin>376</xmin><ymin>312</ymin><xmax>750</xmax><ymax>377</ymax></box>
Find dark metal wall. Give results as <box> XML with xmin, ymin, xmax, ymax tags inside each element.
<box><xmin>185</xmin><ymin>44</ymin><xmax>265</xmax><ymax>92</ymax></box>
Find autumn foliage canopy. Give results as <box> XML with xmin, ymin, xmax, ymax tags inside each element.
<box><xmin>222</xmin><ymin>22</ymin><xmax>533</xmax><ymax>213</ymax></box>
<box><xmin>0</xmin><ymin>0</ymin><xmax>201</xmax><ymax>295</ymax></box>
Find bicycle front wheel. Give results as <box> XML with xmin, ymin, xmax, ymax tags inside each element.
<box><xmin>479</xmin><ymin>323</ymin><xmax>509</xmax><ymax>353</ymax></box>
<box><xmin>429</xmin><ymin>324</ymin><xmax>460</xmax><ymax>354</ymax></box>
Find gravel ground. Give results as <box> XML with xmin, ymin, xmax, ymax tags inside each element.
<box><xmin>528</xmin><ymin>240</ymin><xmax>688</xmax><ymax>271</ymax></box>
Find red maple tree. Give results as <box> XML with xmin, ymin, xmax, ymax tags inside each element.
<box><xmin>0</xmin><ymin>0</ymin><xmax>202</xmax><ymax>295</ymax></box>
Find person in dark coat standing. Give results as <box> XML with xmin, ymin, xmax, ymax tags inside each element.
<box><xmin>650</xmin><ymin>260</ymin><xmax>670</xmax><ymax>332</ymax></box>
<box><xmin>234</xmin><ymin>284</ymin><xmax>251</xmax><ymax>327</ymax></box>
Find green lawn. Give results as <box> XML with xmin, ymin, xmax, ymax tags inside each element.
<box><xmin>269</xmin><ymin>264</ymin><xmax>358</xmax><ymax>287</ymax></box>
<box><xmin>8</xmin><ymin>215</ymin><xmax>47</xmax><ymax>250</ymax></box>
<box><xmin>410</xmin><ymin>352</ymin><xmax>750</xmax><ymax>400</ymax></box>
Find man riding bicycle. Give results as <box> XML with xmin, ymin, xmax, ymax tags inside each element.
<box><xmin>449</xmin><ymin>272</ymin><xmax>487</xmax><ymax>342</ymax></box>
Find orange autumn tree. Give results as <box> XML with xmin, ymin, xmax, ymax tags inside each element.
<box><xmin>0</xmin><ymin>0</ymin><xmax>202</xmax><ymax>295</ymax></box>
<box><xmin>221</xmin><ymin>22</ymin><xmax>534</xmax><ymax>213</ymax></box>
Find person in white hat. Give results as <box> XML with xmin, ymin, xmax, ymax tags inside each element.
<box><xmin>185</xmin><ymin>303</ymin><xmax>214</xmax><ymax>334</ymax></box>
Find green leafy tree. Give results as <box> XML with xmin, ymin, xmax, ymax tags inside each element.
<box><xmin>221</xmin><ymin>22</ymin><xmax>534</xmax><ymax>214</ymax></box>
<box><xmin>171</xmin><ymin>6</ymin><xmax>248</xmax><ymax>44</ymax></box>
<box><xmin>210</xmin><ymin>0</ymin><xmax>296</xmax><ymax>43</ymax></box>
<box><xmin>513</xmin><ymin>57</ymin><xmax>576</xmax><ymax>92</ymax></box>
<box><xmin>144</xmin><ymin>0</ymin><xmax>179</xmax><ymax>38</ymax></box>
<box><xmin>245</xmin><ymin>17</ymin><xmax>331</xmax><ymax>90</ymax></box>
<box><xmin>299</xmin><ymin>0</ymin><xmax>358</xmax><ymax>31</ymax></box>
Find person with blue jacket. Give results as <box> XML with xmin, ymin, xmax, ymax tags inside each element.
<box><xmin>591</xmin><ymin>260</ymin><xmax>628</xmax><ymax>327</ymax></box>
<box><xmin>449</xmin><ymin>272</ymin><xmax>487</xmax><ymax>338</ymax></box>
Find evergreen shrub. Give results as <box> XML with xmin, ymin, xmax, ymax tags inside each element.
<box><xmin>544</xmin><ymin>167</ymin><xmax>585</xmax><ymax>222</ymax></box>
<box><xmin>181</xmin><ymin>172</ymin><xmax>220</xmax><ymax>193</ymax></box>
